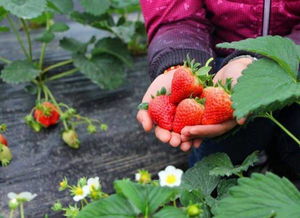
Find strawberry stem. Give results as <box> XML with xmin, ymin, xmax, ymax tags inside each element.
<box><xmin>262</xmin><ymin>112</ymin><xmax>300</xmax><ymax>146</ymax></box>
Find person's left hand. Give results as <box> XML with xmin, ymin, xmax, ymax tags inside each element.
<box><xmin>178</xmin><ymin>57</ymin><xmax>253</xmax><ymax>148</ymax></box>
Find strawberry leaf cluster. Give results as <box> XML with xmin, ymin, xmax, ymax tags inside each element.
<box><xmin>217</xmin><ymin>36</ymin><xmax>300</xmax><ymax>119</ymax></box>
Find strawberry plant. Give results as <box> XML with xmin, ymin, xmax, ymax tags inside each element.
<box><xmin>0</xmin><ymin>0</ymin><xmax>133</xmax><ymax>148</ymax></box>
<box><xmin>70</xmin><ymin>0</ymin><xmax>147</xmax><ymax>55</ymax></box>
<box><xmin>217</xmin><ymin>36</ymin><xmax>300</xmax><ymax>145</ymax></box>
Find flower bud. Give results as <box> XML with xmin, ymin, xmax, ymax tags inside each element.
<box><xmin>8</xmin><ymin>199</ymin><xmax>19</xmax><ymax>210</ymax></box>
<box><xmin>51</xmin><ymin>201</ymin><xmax>63</xmax><ymax>211</ymax></box>
<box><xmin>187</xmin><ymin>204</ymin><xmax>203</xmax><ymax>217</ymax></box>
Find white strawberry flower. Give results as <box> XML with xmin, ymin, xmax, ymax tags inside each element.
<box><xmin>158</xmin><ymin>165</ymin><xmax>183</xmax><ymax>187</ymax></box>
<box><xmin>8</xmin><ymin>192</ymin><xmax>37</xmax><ymax>202</ymax></box>
<box><xmin>87</xmin><ymin>177</ymin><xmax>101</xmax><ymax>191</ymax></box>
<box><xmin>73</xmin><ymin>186</ymin><xmax>89</xmax><ymax>202</ymax></box>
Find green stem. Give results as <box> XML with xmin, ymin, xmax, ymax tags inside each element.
<box><xmin>43</xmin><ymin>85</ymin><xmax>69</xmax><ymax>130</ymax></box>
<box><xmin>39</xmin><ymin>43</ymin><xmax>47</xmax><ymax>69</ymax></box>
<box><xmin>39</xmin><ymin>12</ymin><xmax>51</xmax><ymax>69</ymax></box>
<box><xmin>144</xmin><ymin>206</ymin><xmax>149</xmax><ymax>218</ymax></box>
<box><xmin>236</xmin><ymin>172</ymin><xmax>244</xmax><ymax>178</ymax></box>
<box><xmin>9</xmin><ymin>210</ymin><xmax>14</xmax><ymax>218</ymax></box>
<box><xmin>265</xmin><ymin>112</ymin><xmax>300</xmax><ymax>146</ymax></box>
<box><xmin>37</xmin><ymin>84</ymin><xmax>42</xmax><ymax>102</ymax></box>
<box><xmin>7</xmin><ymin>15</ymin><xmax>30</xmax><ymax>59</ymax></box>
<box><xmin>0</xmin><ymin>56</ymin><xmax>11</xmax><ymax>64</ymax></box>
<box><xmin>173</xmin><ymin>200</ymin><xmax>177</xmax><ymax>207</ymax></box>
<box><xmin>20</xmin><ymin>203</ymin><xmax>25</xmax><ymax>218</ymax></box>
<box><xmin>42</xmin><ymin>59</ymin><xmax>73</xmax><ymax>74</ymax></box>
<box><xmin>46</xmin><ymin>68</ymin><xmax>78</xmax><ymax>81</ymax></box>
<box><xmin>20</xmin><ymin>19</ymin><xmax>32</xmax><ymax>61</ymax></box>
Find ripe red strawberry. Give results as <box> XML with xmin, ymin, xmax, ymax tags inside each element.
<box><xmin>173</xmin><ymin>98</ymin><xmax>205</xmax><ymax>133</ymax></box>
<box><xmin>169</xmin><ymin>57</ymin><xmax>213</xmax><ymax>104</ymax></box>
<box><xmin>201</xmin><ymin>80</ymin><xmax>234</xmax><ymax>125</ymax></box>
<box><xmin>0</xmin><ymin>134</ymin><xmax>8</xmax><ymax>146</ymax></box>
<box><xmin>34</xmin><ymin>102</ymin><xmax>60</xmax><ymax>127</ymax></box>
<box><xmin>139</xmin><ymin>87</ymin><xmax>176</xmax><ymax>130</ymax></box>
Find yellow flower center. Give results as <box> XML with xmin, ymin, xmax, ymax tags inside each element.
<box><xmin>75</xmin><ymin>187</ymin><xmax>83</xmax><ymax>196</ymax></box>
<box><xmin>166</xmin><ymin>174</ymin><xmax>177</xmax><ymax>184</ymax></box>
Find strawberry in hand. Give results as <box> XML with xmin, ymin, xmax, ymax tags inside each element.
<box><xmin>139</xmin><ymin>87</ymin><xmax>176</xmax><ymax>131</ymax></box>
<box><xmin>34</xmin><ymin>102</ymin><xmax>60</xmax><ymax>127</ymax></box>
<box><xmin>201</xmin><ymin>79</ymin><xmax>234</xmax><ymax>125</ymax></box>
<box><xmin>173</xmin><ymin>98</ymin><xmax>205</xmax><ymax>133</ymax></box>
<box><xmin>170</xmin><ymin>56</ymin><xmax>213</xmax><ymax>104</ymax></box>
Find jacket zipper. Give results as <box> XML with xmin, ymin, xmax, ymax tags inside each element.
<box><xmin>262</xmin><ymin>0</ymin><xmax>271</xmax><ymax>36</ymax></box>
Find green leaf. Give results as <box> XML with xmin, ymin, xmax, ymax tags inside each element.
<box><xmin>210</xmin><ymin>151</ymin><xmax>259</xmax><ymax>177</ymax></box>
<box><xmin>50</xmin><ymin>22</ymin><xmax>69</xmax><ymax>32</ymax></box>
<box><xmin>36</xmin><ymin>31</ymin><xmax>55</xmax><ymax>43</ymax></box>
<box><xmin>0</xmin><ymin>26</ymin><xmax>9</xmax><ymax>32</ymax></box>
<box><xmin>217</xmin><ymin>36</ymin><xmax>299</xmax><ymax>79</ymax></box>
<box><xmin>80</xmin><ymin>0</ymin><xmax>110</xmax><ymax>16</ymax></box>
<box><xmin>232</xmin><ymin>58</ymin><xmax>300</xmax><ymax>119</ymax></box>
<box><xmin>77</xmin><ymin>194</ymin><xmax>138</xmax><ymax>218</ymax></box>
<box><xmin>181</xmin><ymin>153</ymin><xmax>223</xmax><ymax>196</ymax></box>
<box><xmin>1</xmin><ymin>60</ymin><xmax>39</xmax><ymax>84</ymax></box>
<box><xmin>92</xmin><ymin>37</ymin><xmax>132</xmax><ymax>66</ymax></box>
<box><xmin>179</xmin><ymin>189</ymin><xmax>204</xmax><ymax>207</ymax></box>
<box><xmin>73</xmin><ymin>53</ymin><xmax>125</xmax><ymax>90</ymax></box>
<box><xmin>47</xmin><ymin>0</ymin><xmax>73</xmax><ymax>14</ymax></box>
<box><xmin>153</xmin><ymin>206</ymin><xmax>187</xmax><ymax>218</ymax></box>
<box><xmin>114</xmin><ymin>180</ymin><xmax>178</xmax><ymax>215</ymax></box>
<box><xmin>0</xmin><ymin>0</ymin><xmax>46</xmax><ymax>19</ymax></box>
<box><xmin>213</xmin><ymin>173</ymin><xmax>300</xmax><ymax>218</ymax></box>
<box><xmin>111</xmin><ymin>22</ymin><xmax>136</xmax><ymax>43</ymax></box>
<box><xmin>59</xmin><ymin>36</ymin><xmax>95</xmax><ymax>54</ymax></box>
<box><xmin>216</xmin><ymin>179</ymin><xmax>237</xmax><ymax>200</ymax></box>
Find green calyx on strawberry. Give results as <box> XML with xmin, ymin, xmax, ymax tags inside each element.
<box><xmin>169</xmin><ymin>55</ymin><xmax>214</xmax><ymax>104</ymax></box>
<box><xmin>138</xmin><ymin>87</ymin><xmax>176</xmax><ymax>131</ymax></box>
<box><xmin>62</xmin><ymin>129</ymin><xmax>80</xmax><ymax>149</ymax></box>
<box><xmin>0</xmin><ymin>124</ymin><xmax>7</xmax><ymax>133</ymax></box>
<box><xmin>0</xmin><ymin>144</ymin><xmax>12</xmax><ymax>166</ymax></box>
<box><xmin>201</xmin><ymin>78</ymin><xmax>234</xmax><ymax>125</ymax></box>
<box><xmin>173</xmin><ymin>97</ymin><xmax>205</xmax><ymax>133</ymax></box>
<box><xmin>34</xmin><ymin>102</ymin><xmax>60</xmax><ymax>127</ymax></box>
<box><xmin>25</xmin><ymin>115</ymin><xmax>43</xmax><ymax>132</ymax></box>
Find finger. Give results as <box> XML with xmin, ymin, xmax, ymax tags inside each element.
<box><xmin>212</xmin><ymin>69</ymin><xmax>224</xmax><ymax>84</ymax></box>
<box><xmin>136</xmin><ymin>110</ymin><xmax>153</xmax><ymax>132</ymax></box>
<box><xmin>237</xmin><ymin>117</ymin><xmax>247</xmax><ymax>125</ymax></box>
<box><xmin>192</xmin><ymin>138</ymin><xmax>203</xmax><ymax>148</ymax></box>
<box><xmin>181</xmin><ymin>133</ymin><xmax>191</xmax><ymax>142</ymax></box>
<box><xmin>180</xmin><ymin>141</ymin><xmax>192</xmax><ymax>152</ymax></box>
<box><xmin>182</xmin><ymin>120</ymin><xmax>237</xmax><ymax>138</ymax></box>
<box><xmin>169</xmin><ymin>132</ymin><xmax>181</xmax><ymax>147</ymax></box>
<box><xmin>155</xmin><ymin>126</ymin><xmax>171</xmax><ymax>143</ymax></box>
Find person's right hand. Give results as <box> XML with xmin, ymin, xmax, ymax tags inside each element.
<box><xmin>137</xmin><ymin>70</ymin><xmax>194</xmax><ymax>151</ymax></box>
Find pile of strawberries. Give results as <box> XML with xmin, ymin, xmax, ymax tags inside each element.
<box><xmin>139</xmin><ymin>57</ymin><xmax>234</xmax><ymax>134</ymax></box>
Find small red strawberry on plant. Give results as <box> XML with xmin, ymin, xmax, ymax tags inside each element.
<box><xmin>138</xmin><ymin>87</ymin><xmax>176</xmax><ymax>131</ymax></box>
<box><xmin>34</xmin><ymin>102</ymin><xmax>60</xmax><ymax>127</ymax></box>
<box><xmin>0</xmin><ymin>124</ymin><xmax>12</xmax><ymax>166</ymax></box>
<box><xmin>201</xmin><ymin>78</ymin><xmax>234</xmax><ymax>125</ymax></box>
<box><xmin>0</xmin><ymin>134</ymin><xmax>8</xmax><ymax>147</ymax></box>
<box><xmin>170</xmin><ymin>56</ymin><xmax>213</xmax><ymax>104</ymax></box>
<box><xmin>173</xmin><ymin>98</ymin><xmax>205</xmax><ymax>133</ymax></box>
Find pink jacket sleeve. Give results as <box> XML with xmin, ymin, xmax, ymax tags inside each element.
<box><xmin>140</xmin><ymin>0</ymin><xmax>214</xmax><ymax>80</ymax></box>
